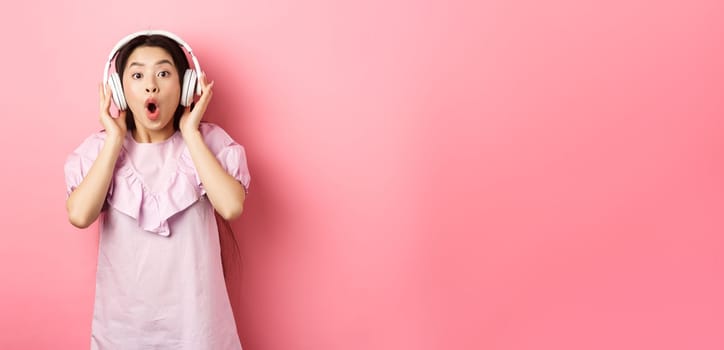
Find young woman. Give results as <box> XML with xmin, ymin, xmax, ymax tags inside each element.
<box><xmin>64</xmin><ymin>30</ymin><xmax>249</xmax><ymax>349</ymax></box>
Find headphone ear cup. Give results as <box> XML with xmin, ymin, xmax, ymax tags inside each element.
<box><xmin>181</xmin><ymin>69</ymin><xmax>196</xmax><ymax>107</ymax></box>
<box><xmin>109</xmin><ymin>73</ymin><xmax>127</xmax><ymax>111</ymax></box>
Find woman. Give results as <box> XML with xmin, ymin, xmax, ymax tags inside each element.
<box><xmin>65</xmin><ymin>30</ymin><xmax>249</xmax><ymax>349</ymax></box>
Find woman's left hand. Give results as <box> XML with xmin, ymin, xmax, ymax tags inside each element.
<box><xmin>180</xmin><ymin>72</ymin><xmax>214</xmax><ymax>136</ymax></box>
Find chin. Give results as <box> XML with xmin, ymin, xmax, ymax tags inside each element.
<box><xmin>133</xmin><ymin>116</ymin><xmax>174</xmax><ymax>130</ymax></box>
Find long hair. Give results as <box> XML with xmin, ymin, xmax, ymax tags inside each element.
<box><xmin>114</xmin><ymin>35</ymin><xmax>241</xmax><ymax>282</ymax></box>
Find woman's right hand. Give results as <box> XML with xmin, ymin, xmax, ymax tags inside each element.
<box><xmin>99</xmin><ymin>83</ymin><xmax>127</xmax><ymax>143</ymax></box>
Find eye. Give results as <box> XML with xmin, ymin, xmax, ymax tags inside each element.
<box><xmin>131</xmin><ymin>72</ymin><xmax>142</xmax><ymax>79</ymax></box>
<box><xmin>158</xmin><ymin>71</ymin><xmax>171</xmax><ymax>78</ymax></box>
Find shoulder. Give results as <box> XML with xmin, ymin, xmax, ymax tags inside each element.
<box><xmin>199</xmin><ymin>122</ymin><xmax>234</xmax><ymax>142</ymax></box>
<box><xmin>64</xmin><ymin>131</ymin><xmax>108</xmax><ymax>181</ymax></box>
<box><xmin>69</xmin><ymin>130</ymin><xmax>108</xmax><ymax>159</ymax></box>
<box><xmin>198</xmin><ymin>122</ymin><xmax>240</xmax><ymax>153</ymax></box>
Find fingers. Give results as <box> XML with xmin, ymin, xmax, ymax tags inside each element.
<box><xmin>197</xmin><ymin>72</ymin><xmax>214</xmax><ymax>106</ymax></box>
<box><xmin>199</xmin><ymin>72</ymin><xmax>214</xmax><ymax>93</ymax></box>
<box><xmin>116</xmin><ymin>109</ymin><xmax>128</xmax><ymax>129</ymax></box>
<box><xmin>98</xmin><ymin>83</ymin><xmax>105</xmax><ymax>114</ymax></box>
<box><xmin>99</xmin><ymin>83</ymin><xmax>112</xmax><ymax>116</ymax></box>
<box><xmin>99</xmin><ymin>83</ymin><xmax>109</xmax><ymax>124</ymax></box>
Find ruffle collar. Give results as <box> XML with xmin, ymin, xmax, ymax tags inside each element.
<box><xmin>105</xmin><ymin>133</ymin><xmax>204</xmax><ymax>236</ymax></box>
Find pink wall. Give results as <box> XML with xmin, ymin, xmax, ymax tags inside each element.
<box><xmin>1</xmin><ymin>0</ymin><xmax>723</xmax><ymax>349</ymax></box>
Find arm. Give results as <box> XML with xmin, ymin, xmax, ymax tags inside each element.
<box><xmin>66</xmin><ymin>83</ymin><xmax>127</xmax><ymax>228</ymax></box>
<box><xmin>179</xmin><ymin>74</ymin><xmax>246</xmax><ymax>220</ymax></box>
<box><xmin>183</xmin><ymin>130</ymin><xmax>246</xmax><ymax>220</ymax></box>
<box><xmin>66</xmin><ymin>136</ymin><xmax>123</xmax><ymax>228</ymax></box>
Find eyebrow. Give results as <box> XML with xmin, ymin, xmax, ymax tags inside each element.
<box><xmin>127</xmin><ymin>59</ymin><xmax>174</xmax><ymax>68</ymax></box>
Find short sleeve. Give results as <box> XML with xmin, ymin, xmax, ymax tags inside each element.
<box><xmin>64</xmin><ymin>132</ymin><xmax>107</xmax><ymax>197</ymax></box>
<box><xmin>199</xmin><ymin>123</ymin><xmax>251</xmax><ymax>193</ymax></box>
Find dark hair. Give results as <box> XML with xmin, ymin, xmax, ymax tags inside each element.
<box><xmin>114</xmin><ymin>34</ymin><xmax>189</xmax><ymax>131</ymax></box>
<box><xmin>114</xmin><ymin>35</ymin><xmax>242</xmax><ymax>282</ymax></box>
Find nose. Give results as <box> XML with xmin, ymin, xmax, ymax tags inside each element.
<box><xmin>145</xmin><ymin>78</ymin><xmax>158</xmax><ymax>93</ymax></box>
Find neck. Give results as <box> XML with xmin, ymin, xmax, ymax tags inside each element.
<box><xmin>132</xmin><ymin>126</ymin><xmax>176</xmax><ymax>143</ymax></box>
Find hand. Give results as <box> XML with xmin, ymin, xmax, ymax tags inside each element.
<box><xmin>98</xmin><ymin>83</ymin><xmax>127</xmax><ymax>143</ymax></box>
<box><xmin>180</xmin><ymin>72</ymin><xmax>214</xmax><ymax>136</ymax></box>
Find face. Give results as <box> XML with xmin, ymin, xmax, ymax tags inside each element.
<box><xmin>122</xmin><ymin>46</ymin><xmax>181</xmax><ymax>137</ymax></box>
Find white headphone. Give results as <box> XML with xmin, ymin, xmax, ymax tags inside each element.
<box><xmin>103</xmin><ymin>30</ymin><xmax>203</xmax><ymax>111</ymax></box>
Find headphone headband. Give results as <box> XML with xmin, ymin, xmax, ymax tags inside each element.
<box><xmin>102</xmin><ymin>30</ymin><xmax>202</xmax><ymax>95</ymax></box>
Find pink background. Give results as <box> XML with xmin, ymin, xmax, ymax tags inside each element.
<box><xmin>1</xmin><ymin>0</ymin><xmax>723</xmax><ymax>349</ymax></box>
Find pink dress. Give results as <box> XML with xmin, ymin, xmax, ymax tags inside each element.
<box><xmin>64</xmin><ymin>123</ymin><xmax>250</xmax><ymax>350</ymax></box>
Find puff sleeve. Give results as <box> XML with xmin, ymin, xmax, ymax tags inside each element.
<box><xmin>192</xmin><ymin>123</ymin><xmax>251</xmax><ymax>193</ymax></box>
<box><xmin>64</xmin><ymin>132</ymin><xmax>108</xmax><ymax>197</ymax></box>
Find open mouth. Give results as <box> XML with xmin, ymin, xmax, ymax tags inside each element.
<box><xmin>145</xmin><ymin>99</ymin><xmax>160</xmax><ymax>120</ymax></box>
